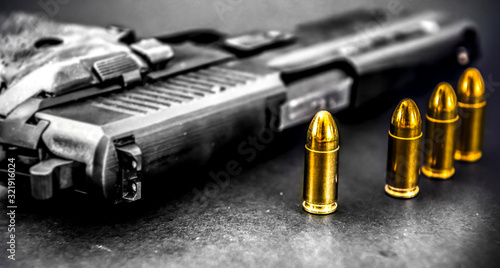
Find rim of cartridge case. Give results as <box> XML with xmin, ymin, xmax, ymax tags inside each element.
<box><xmin>454</xmin><ymin>150</ymin><xmax>482</xmax><ymax>162</ymax></box>
<box><xmin>305</xmin><ymin>145</ymin><xmax>340</xmax><ymax>153</ymax></box>
<box><xmin>302</xmin><ymin>201</ymin><xmax>337</xmax><ymax>214</ymax></box>
<box><xmin>384</xmin><ymin>185</ymin><xmax>419</xmax><ymax>199</ymax></box>
<box><xmin>388</xmin><ymin>131</ymin><xmax>422</xmax><ymax>140</ymax></box>
<box><xmin>457</xmin><ymin>101</ymin><xmax>486</xmax><ymax>108</ymax></box>
<box><xmin>425</xmin><ymin>115</ymin><xmax>459</xmax><ymax>123</ymax></box>
<box><xmin>422</xmin><ymin>166</ymin><xmax>455</xmax><ymax>179</ymax></box>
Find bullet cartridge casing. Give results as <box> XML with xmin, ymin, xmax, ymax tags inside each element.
<box><xmin>455</xmin><ymin>68</ymin><xmax>486</xmax><ymax>162</ymax></box>
<box><xmin>422</xmin><ymin>83</ymin><xmax>458</xmax><ymax>179</ymax></box>
<box><xmin>303</xmin><ymin>111</ymin><xmax>339</xmax><ymax>214</ymax></box>
<box><xmin>385</xmin><ymin>99</ymin><xmax>422</xmax><ymax>198</ymax></box>
<box><xmin>422</xmin><ymin>117</ymin><xmax>457</xmax><ymax>177</ymax></box>
<box><xmin>386</xmin><ymin>132</ymin><xmax>422</xmax><ymax>195</ymax></box>
<box><xmin>303</xmin><ymin>144</ymin><xmax>339</xmax><ymax>211</ymax></box>
<box><xmin>455</xmin><ymin>104</ymin><xmax>485</xmax><ymax>160</ymax></box>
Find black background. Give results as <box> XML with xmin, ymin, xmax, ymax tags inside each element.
<box><xmin>1</xmin><ymin>0</ymin><xmax>500</xmax><ymax>267</ymax></box>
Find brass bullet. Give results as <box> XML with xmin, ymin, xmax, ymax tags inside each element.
<box><xmin>455</xmin><ymin>68</ymin><xmax>486</xmax><ymax>162</ymax></box>
<box><xmin>303</xmin><ymin>110</ymin><xmax>339</xmax><ymax>214</ymax></box>
<box><xmin>385</xmin><ymin>99</ymin><xmax>422</xmax><ymax>198</ymax></box>
<box><xmin>422</xmin><ymin>83</ymin><xmax>458</xmax><ymax>179</ymax></box>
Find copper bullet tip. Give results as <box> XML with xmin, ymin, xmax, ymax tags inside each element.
<box><xmin>457</xmin><ymin>67</ymin><xmax>485</xmax><ymax>104</ymax></box>
<box><xmin>306</xmin><ymin>110</ymin><xmax>339</xmax><ymax>151</ymax></box>
<box><xmin>427</xmin><ymin>82</ymin><xmax>458</xmax><ymax>120</ymax></box>
<box><xmin>390</xmin><ymin>98</ymin><xmax>422</xmax><ymax>138</ymax></box>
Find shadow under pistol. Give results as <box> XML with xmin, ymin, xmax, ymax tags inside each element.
<box><xmin>0</xmin><ymin>10</ymin><xmax>480</xmax><ymax>203</ymax></box>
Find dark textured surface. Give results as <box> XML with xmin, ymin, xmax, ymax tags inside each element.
<box><xmin>1</xmin><ymin>1</ymin><xmax>500</xmax><ymax>267</ymax></box>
